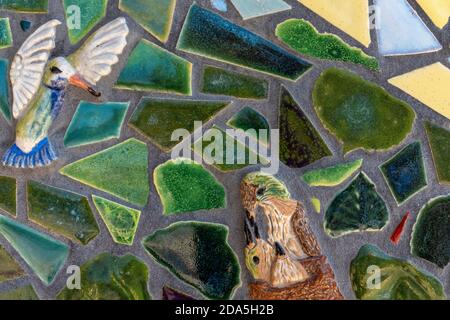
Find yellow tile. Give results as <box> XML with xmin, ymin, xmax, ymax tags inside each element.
<box><xmin>298</xmin><ymin>0</ymin><xmax>371</xmax><ymax>47</ymax></box>
<box><xmin>388</xmin><ymin>63</ymin><xmax>450</xmax><ymax>120</ymax></box>
<box><xmin>416</xmin><ymin>0</ymin><xmax>450</xmax><ymax>29</ymax></box>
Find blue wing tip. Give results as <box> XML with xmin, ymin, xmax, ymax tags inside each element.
<box><xmin>2</xmin><ymin>138</ymin><xmax>58</xmax><ymax>168</ymax></box>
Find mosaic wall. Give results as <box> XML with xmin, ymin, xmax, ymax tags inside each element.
<box><xmin>0</xmin><ymin>0</ymin><xmax>449</xmax><ymax>300</ymax></box>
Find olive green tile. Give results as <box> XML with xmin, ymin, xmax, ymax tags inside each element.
<box><xmin>227</xmin><ymin>107</ymin><xmax>270</xmax><ymax>145</ymax></box>
<box><xmin>0</xmin><ymin>0</ymin><xmax>48</xmax><ymax>13</ymax></box>
<box><xmin>119</xmin><ymin>0</ymin><xmax>176</xmax><ymax>43</ymax></box>
<box><xmin>302</xmin><ymin>159</ymin><xmax>363</xmax><ymax>187</ymax></box>
<box><xmin>142</xmin><ymin>221</ymin><xmax>241</xmax><ymax>300</ymax></box>
<box><xmin>57</xmin><ymin>253</ymin><xmax>151</xmax><ymax>300</ymax></box>
<box><xmin>63</xmin><ymin>0</ymin><xmax>108</xmax><ymax>44</ymax></box>
<box><xmin>116</xmin><ymin>39</ymin><xmax>192</xmax><ymax>95</ymax></box>
<box><xmin>27</xmin><ymin>181</ymin><xmax>99</xmax><ymax>245</ymax></box>
<box><xmin>201</xmin><ymin>66</ymin><xmax>268</xmax><ymax>99</ymax></box>
<box><xmin>92</xmin><ymin>195</ymin><xmax>141</xmax><ymax>246</ymax></box>
<box><xmin>0</xmin><ymin>285</ymin><xmax>39</xmax><ymax>300</ymax></box>
<box><xmin>60</xmin><ymin>138</ymin><xmax>150</xmax><ymax>207</ymax></box>
<box><xmin>0</xmin><ymin>176</ymin><xmax>16</xmax><ymax>216</ymax></box>
<box><xmin>350</xmin><ymin>245</ymin><xmax>446</xmax><ymax>300</ymax></box>
<box><xmin>0</xmin><ymin>245</ymin><xmax>24</xmax><ymax>283</ymax></box>
<box><xmin>424</xmin><ymin>122</ymin><xmax>450</xmax><ymax>184</ymax></box>
<box><xmin>154</xmin><ymin>158</ymin><xmax>226</xmax><ymax>215</ymax></box>
<box><xmin>313</xmin><ymin>68</ymin><xmax>415</xmax><ymax>153</ymax></box>
<box><xmin>129</xmin><ymin>97</ymin><xmax>230</xmax><ymax>152</ymax></box>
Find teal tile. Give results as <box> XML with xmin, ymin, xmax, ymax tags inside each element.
<box><xmin>0</xmin><ymin>59</ymin><xmax>11</xmax><ymax>122</ymax></box>
<box><xmin>116</xmin><ymin>39</ymin><xmax>192</xmax><ymax>95</ymax></box>
<box><xmin>0</xmin><ymin>215</ymin><xmax>69</xmax><ymax>286</ymax></box>
<box><xmin>64</xmin><ymin>101</ymin><xmax>129</xmax><ymax>148</ymax></box>
<box><xmin>231</xmin><ymin>0</ymin><xmax>291</xmax><ymax>20</ymax></box>
<box><xmin>0</xmin><ymin>0</ymin><xmax>48</xmax><ymax>13</ymax></box>
<box><xmin>0</xmin><ymin>18</ymin><xmax>12</xmax><ymax>49</ymax></box>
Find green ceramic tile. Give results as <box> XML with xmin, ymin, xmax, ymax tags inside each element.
<box><xmin>279</xmin><ymin>86</ymin><xmax>332</xmax><ymax>168</ymax></box>
<box><xmin>0</xmin><ymin>0</ymin><xmax>48</xmax><ymax>13</ymax></box>
<box><xmin>0</xmin><ymin>176</ymin><xmax>16</xmax><ymax>216</ymax></box>
<box><xmin>313</xmin><ymin>68</ymin><xmax>415</xmax><ymax>154</ymax></box>
<box><xmin>425</xmin><ymin>122</ymin><xmax>450</xmax><ymax>184</ymax></box>
<box><xmin>177</xmin><ymin>4</ymin><xmax>312</xmax><ymax>81</ymax></box>
<box><xmin>411</xmin><ymin>195</ymin><xmax>450</xmax><ymax>268</ymax></box>
<box><xmin>20</xmin><ymin>20</ymin><xmax>31</xmax><ymax>31</ymax></box>
<box><xmin>231</xmin><ymin>0</ymin><xmax>291</xmax><ymax>20</ymax></box>
<box><xmin>0</xmin><ymin>245</ymin><xmax>24</xmax><ymax>283</ymax></box>
<box><xmin>302</xmin><ymin>159</ymin><xmax>363</xmax><ymax>187</ymax></box>
<box><xmin>116</xmin><ymin>39</ymin><xmax>192</xmax><ymax>95</ymax></box>
<box><xmin>380</xmin><ymin>142</ymin><xmax>427</xmax><ymax>204</ymax></box>
<box><xmin>0</xmin><ymin>18</ymin><xmax>12</xmax><ymax>49</ymax></box>
<box><xmin>0</xmin><ymin>215</ymin><xmax>69</xmax><ymax>286</ymax></box>
<box><xmin>92</xmin><ymin>196</ymin><xmax>141</xmax><ymax>246</ymax></box>
<box><xmin>154</xmin><ymin>158</ymin><xmax>226</xmax><ymax>215</ymax></box>
<box><xmin>60</xmin><ymin>139</ymin><xmax>150</xmax><ymax>207</ymax></box>
<box><xmin>119</xmin><ymin>0</ymin><xmax>176</xmax><ymax>43</ymax></box>
<box><xmin>324</xmin><ymin>173</ymin><xmax>389</xmax><ymax>238</ymax></box>
<box><xmin>193</xmin><ymin>125</ymin><xmax>268</xmax><ymax>172</ymax></box>
<box><xmin>0</xmin><ymin>285</ymin><xmax>39</xmax><ymax>300</ymax></box>
<box><xmin>57</xmin><ymin>253</ymin><xmax>151</xmax><ymax>300</ymax></box>
<box><xmin>63</xmin><ymin>0</ymin><xmax>108</xmax><ymax>44</ymax></box>
<box><xmin>142</xmin><ymin>222</ymin><xmax>241</xmax><ymax>300</ymax></box>
<box><xmin>276</xmin><ymin>19</ymin><xmax>379</xmax><ymax>71</ymax></box>
<box><xmin>227</xmin><ymin>107</ymin><xmax>270</xmax><ymax>145</ymax></box>
<box><xmin>201</xmin><ymin>66</ymin><xmax>268</xmax><ymax>99</ymax></box>
<box><xmin>27</xmin><ymin>181</ymin><xmax>100</xmax><ymax>245</ymax></box>
<box><xmin>311</xmin><ymin>197</ymin><xmax>321</xmax><ymax>213</ymax></box>
<box><xmin>350</xmin><ymin>245</ymin><xmax>446</xmax><ymax>300</ymax></box>
<box><xmin>64</xmin><ymin>101</ymin><xmax>129</xmax><ymax>148</ymax></box>
<box><xmin>129</xmin><ymin>97</ymin><xmax>230</xmax><ymax>152</ymax></box>
<box><xmin>0</xmin><ymin>59</ymin><xmax>12</xmax><ymax>123</ymax></box>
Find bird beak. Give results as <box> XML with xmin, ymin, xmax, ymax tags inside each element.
<box><xmin>69</xmin><ymin>75</ymin><xmax>101</xmax><ymax>97</ymax></box>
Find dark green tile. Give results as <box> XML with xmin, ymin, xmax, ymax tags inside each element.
<box><xmin>227</xmin><ymin>107</ymin><xmax>270</xmax><ymax>145</ymax></box>
<box><xmin>0</xmin><ymin>176</ymin><xmax>16</xmax><ymax>216</ymax></box>
<box><xmin>425</xmin><ymin>122</ymin><xmax>450</xmax><ymax>184</ymax></box>
<box><xmin>0</xmin><ymin>245</ymin><xmax>24</xmax><ymax>283</ymax></box>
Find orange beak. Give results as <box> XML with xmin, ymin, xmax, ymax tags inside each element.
<box><xmin>69</xmin><ymin>75</ymin><xmax>101</xmax><ymax>97</ymax></box>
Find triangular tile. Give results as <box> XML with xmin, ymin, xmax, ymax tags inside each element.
<box><xmin>416</xmin><ymin>0</ymin><xmax>450</xmax><ymax>29</ymax></box>
<box><xmin>424</xmin><ymin>122</ymin><xmax>450</xmax><ymax>184</ymax></box>
<box><xmin>231</xmin><ymin>0</ymin><xmax>291</xmax><ymax>20</ymax></box>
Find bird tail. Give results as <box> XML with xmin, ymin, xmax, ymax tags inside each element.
<box><xmin>2</xmin><ymin>138</ymin><xmax>58</xmax><ymax>168</ymax></box>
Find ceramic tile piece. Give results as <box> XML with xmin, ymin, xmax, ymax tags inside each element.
<box><xmin>0</xmin><ymin>245</ymin><xmax>24</xmax><ymax>283</ymax></box>
<box><xmin>129</xmin><ymin>97</ymin><xmax>230</xmax><ymax>152</ymax></box>
<box><xmin>63</xmin><ymin>0</ymin><xmax>108</xmax><ymax>44</ymax></box>
<box><xmin>424</xmin><ymin>122</ymin><xmax>450</xmax><ymax>184</ymax></box>
<box><xmin>311</xmin><ymin>197</ymin><xmax>321</xmax><ymax>214</ymax></box>
<box><xmin>154</xmin><ymin>158</ymin><xmax>226</xmax><ymax>215</ymax></box>
<box><xmin>324</xmin><ymin>173</ymin><xmax>389</xmax><ymax>238</ymax></box>
<box><xmin>0</xmin><ymin>215</ymin><xmax>69</xmax><ymax>286</ymax></box>
<box><xmin>57</xmin><ymin>253</ymin><xmax>151</xmax><ymax>300</ymax></box>
<box><xmin>64</xmin><ymin>101</ymin><xmax>129</xmax><ymax>148</ymax></box>
<box><xmin>201</xmin><ymin>66</ymin><xmax>268</xmax><ymax>100</ymax></box>
<box><xmin>302</xmin><ymin>159</ymin><xmax>363</xmax><ymax>187</ymax></box>
<box><xmin>116</xmin><ymin>39</ymin><xmax>192</xmax><ymax>95</ymax></box>
<box><xmin>417</xmin><ymin>0</ymin><xmax>450</xmax><ymax>29</ymax></box>
<box><xmin>298</xmin><ymin>0</ymin><xmax>371</xmax><ymax>47</ymax></box>
<box><xmin>388</xmin><ymin>63</ymin><xmax>450</xmax><ymax>120</ymax></box>
<box><xmin>177</xmin><ymin>4</ymin><xmax>312</xmax><ymax>81</ymax></box>
<box><xmin>313</xmin><ymin>68</ymin><xmax>415</xmax><ymax>154</ymax></box>
<box><xmin>350</xmin><ymin>245</ymin><xmax>446</xmax><ymax>300</ymax></box>
<box><xmin>279</xmin><ymin>86</ymin><xmax>332</xmax><ymax>168</ymax></box>
<box><xmin>193</xmin><ymin>125</ymin><xmax>269</xmax><ymax>172</ymax></box>
<box><xmin>20</xmin><ymin>20</ymin><xmax>31</xmax><ymax>31</ymax></box>
<box><xmin>142</xmin><ymin>221</ymin><xmax>241</xmax><ymax>300</ymax></box>
<box><xmin>374</xmin><ymin>0</ymin><xmax>442</xmax><ymax>56</ymax></box>
<box><xmin>390</xmin><ymin>212</ymin><xmax>410</xmax><ymax>245</ymax></box>
<box><xmin>230</xmin><ymin>0</ymin><xmax>291</xmax><ymax>20</ymax></box>
<box><xmin>0</xmin><ymin>18</ymin><xmax>12</xmax><ymax>49</ymax></box>
<box><xmin>380</xmin><ymin>142</ymin><xmax>428</xmax><ymax>205</ymax></box>
<box><xmin>210</xmin><ymin>0</ymin><xmax>227</xmax><ymax>12</ymax></box>
<box><xmin>162</xmin><ymin>286</ymin><xmax>195</xmax><ymax>300</ymax></box>
<box><xmin>227</xmin><ymin>107</ymin><xmax>270</xmax><ymax>145</ymax></box>
<box><xmin>27</xmin><ymin>181</ymin><xmax>100</xmax><ymax>245</ymax></box>
<box><xmin>92</xmin><ymin>195</ymin><xmax>141</xmax><ymax>246</ymax></box>
<box><xmin>0</xmin><ymin>59</ymin><xmax>11</xmax><ymax>122</ymax></box>
<box><xmin>0</xmin><ymin>285</ymin><xmax>39</xmax><ymax>300</ymax></box>
<box><xmin>411</xmin><ymin>195</ymin><xmax>450</xmax><ymax>268</ymax></box>
<box><xmin>276</xmin><ymin>19</ymin><xmax>379</xmax><ymax>71</ymax></box>
<box><xmin>60</xmin><ymin>139</ymin><xmax>150</xmax><ymax>207</ymax></box>
<box><xmin>0</xmin><ymin>0</ymin><xmax>48</xmax><ymax>13</ymax></box>
<box><xmin>0</xmin><ymin>176</ymin><xmax>16</xmax><ymax>216</ymax></box>
<box><xmin>119</xmin><ymin>0</ymin><xmax>175</xmax><ymax>43</ymax></box>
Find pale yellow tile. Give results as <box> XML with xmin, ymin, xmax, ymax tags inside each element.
<box><xmin>389</xmin><ymin>62</ymin><xmax>450</xmax><ymax>120</ymax></box>
<box><xmin>298</xmin><ymin>0</ymin><xmax>371</xmax><ymax>47</ymax></box>
<box><xmin>416</xmin><ymin>0</ymin><xmax>450</xmax><ymax>29</ymax></box>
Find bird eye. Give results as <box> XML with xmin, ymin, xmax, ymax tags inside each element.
<box><xmin>256</xmin><ymin>187</ymin><xmax>266</xmax><ymax>196</ymax></box>
<box><xmin>50</xmin><ymin>66</ymin><xmax>62</xmax><ymax>74</ymax></box>
<box><xmin>253</xmin><ymin>256</ymin><xmax>260</xmax><ymax>265</ymax></box>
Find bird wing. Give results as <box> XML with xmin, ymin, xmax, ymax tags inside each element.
<box><xmin>11</xmin><ymin>19</ymin><xmax>61</xmax><ymax>119</ymax></box>
<box><xmin>68</xmin><ymin>17</ymin><xmax>129</xmax><ymax>85</ymax></box>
